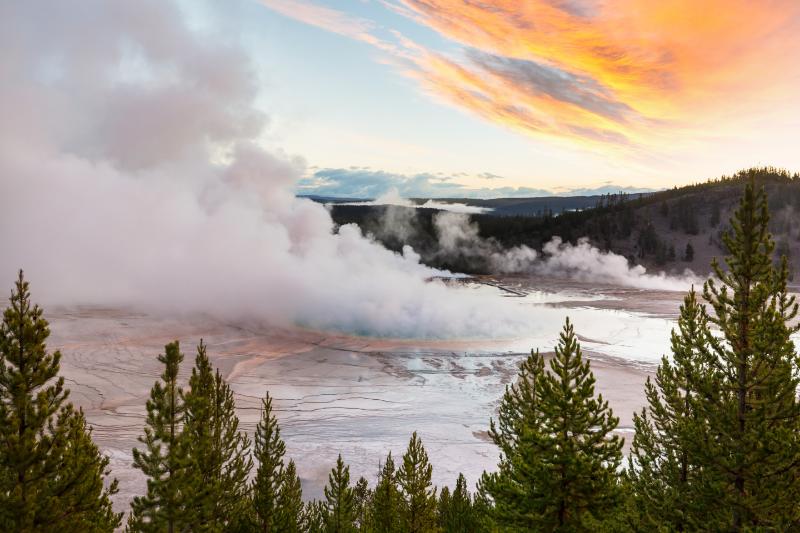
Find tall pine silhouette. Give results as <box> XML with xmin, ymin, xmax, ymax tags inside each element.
<box><xmin>631</xmin><ymin>181</ymin><xmax>800</xmax><ymax>529</ymax></box>
<box><xmin>128</xmin><ymin>341</ymin><xmax>186</xmax><ymax>532</ymax></box>
<box><xmin>179</xmin><ymin>341</ymin><xmax>252</xmax><ymax>530</ymax></box>
<box><xmin>397</xmin><ymin>432</ymin><xmax>438</xmax><ymax>533</ymax></box>
<box><xmin>0</xmin><ymin>271</ymin><xmax>120</xmax><ymax>531</ymax></box>
<box><xmin>627</xmin><ymin>290</ymin><xmax>709</xmax><ymax>530</ymax></box>
<box><xmin>252</xmin><ymin>391</ymin><xmax>287</xmax><ymax>532</ymax></box>
<box><xmin>480</xmin><ymin>319</ymin><xmax>622</xmax><ymax>530</ymax></box>
<box><xmin>323</xmin><ymin>454</ymin><xmax>357</xmax><ymax>532</ymax></box>
<box><xmin>370</xmin><ymin>452</ymin><xmax>401</xmax><ymax>532</ymax></box>
<box><xmin>274</xmin><ymin>459</ymin><xmax>303</xmax><ymax>532</ymax></box>
<box><xmin>438</xmin><ymin>473</ymin><xmax>476</xmax><ymax>532</ymax></box>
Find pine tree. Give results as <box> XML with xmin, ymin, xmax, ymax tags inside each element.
<box><xmin>690</xmin><ymin>181</ymin><xmax>800</xmax><ymax>528</ymax></box>
<box><xmin>0</xmin><ymin>271</ymin><xmax>120</xmax><ymax>532</ymax></box>
<box><xmin>626</xmin><ymin>290</ymin><xmax>710</xmax><ymax>530</ymax></box>
<box><xmin>274</xmin><ymin>460</ymin><xmax>303</xmax><ymax>533</ymax></box>
<box><xmin>128</xmin><ymin>341</ymin><xmax>186</xmax><ymax>532</ymax></box>
<box><xmin>437</xmin><ymin>486</ymin><xmax>451</xmax><ymax>530</ymax></box>
<box><xmin>179</xmin><ymin>341</ymin><xmax>252</xmax><ymax>531</ymax></box>
<box><xmin>438</xmin><ymin>473</ymin><xmax>475</xmax><ymax>533</ymax></box>
<box><xmin>370</xmin><ymin>452</ymin><xmax>401</xmax><ymax>533</ymax></box>
<box><xmin>470</xmin><ymin>490</ymin><xmax>493</xmax><ymax>533</ymax></box>
<box><xmin>324</xmin><ymin>454</ymin><xmax>357</xmax><ymax>532</ymax></box>
<box><xmin>477</xmin><ymin>348</ymin><xmax>544</xmax><ymax>528</ymax></box>
<box><xmin>397</xmin><ymin>432</ymin><xmax>438</xmax><ymax>533</ymax></box>
<box><xmin>353</xmin><ymin>476</ymin><xmax>371</xmax><ymax>531</ymax></box>
<box><xmin>684</xmin><ymin>241</ymin><xmax>694</xmax><ymax>262</ymax></box>
<box><xmin>479</xmin><ymin>319</ymin><xmax>623</xmax><ymax>530</ymax></box>
<box><xmin>252</xmin><ymin>391</ymin><xmax>286</xmax><ymax>532</ymax></box>
<box><xmin>302</xmin><ymin>500</ymin><xmax>328</xmax><ymax>533</ymax></box>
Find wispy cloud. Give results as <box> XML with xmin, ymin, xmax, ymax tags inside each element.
<box><xmin>258</xmin><ymin>0</ymin><xmax>378</xmax><ymax>43</ymax></box>
<box><xmin>258</xmin><ymin>0</ymin><xmax>800</xmax><ymax>151</ymax></box>
<box><xmin>393</xmin><ymin>0</ymin><xmax>800</xmax><ymax>139</ymax></box>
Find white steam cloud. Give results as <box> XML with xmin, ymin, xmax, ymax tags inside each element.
<box><xmin>0</xmin><ymin>0</ymin><xmax>696</xmax><ymax>344</ymax></box>
<box><xmin>0</xmin><ymin>0</ymin><xmax>541</xmax><ymax>339</ymax></box>
<box><xmin>339</xmin><ymin>189</ymin><xmax>493</xmax><ymax>214</ymax></box>
<box><xmin>431</xmin><ymin>212</ymin><xmax>700</xmax><ymax>291</ymax></box>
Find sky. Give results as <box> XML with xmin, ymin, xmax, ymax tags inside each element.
<box><xmin>22</xmin><ymin>1</ymin><xmax>800</xmax><ymax>197</ymax></box>
<box><xmin>0</xmin><ymin>0</ymin><xmax>699</xmax><ymax>332</ymax></box>
<box><xmin>204</xmin><ymin>0</ymin><xmax>800</xmax><ymax>197</ymax></box>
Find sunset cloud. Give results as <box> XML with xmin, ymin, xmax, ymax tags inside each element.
<box><xmin>394</xmin><ymin>0</ymin><xmax>800</xmax><ymax>144</ymax></box>
<box><xmin>258</xmin><ymin>0</ymin><xmax>800</xmax><ymax>154</ymax></box>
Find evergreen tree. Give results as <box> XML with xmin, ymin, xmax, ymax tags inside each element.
<box><xmin>274</xmin><ymin>460</ymin><xmax>303</xmax><ymax>533</ymax></box>
<box><xmin>477</xmin><ymin>348</ymin><xmax>544</xmax><ymax>528</ymax></box>
<box><xmin>370</xmin><ymin>452</ymin><xmax>401</xmax><ymax>533</ymax></box>
<box><xmin>684</xmin><ymin>241</ymin><xmax>694</xmax><ymax>262</ymax></box>
<box><xmin>0</xmin><ymin>271</ymin><xmax>120</xmax><ymax>532</ymax></box>
<box><xmin>128</xmin><ymin>341</ymin><xmax>186</xmax><ymax>532</ymax></box>
<box><xmin>668</xmin><ymin>243</ymin><xmax>676</xmax><ymax>262</ymax></box>
<box><xmin>252</xmin><ymin>391</ymin><xmax>286</xmax><ymax>532</ymax></box>
<box><xmin>479</xmin><ymin>319</ymin><xmax>623</xmax><ymax>530</ymax></box>
<box><xmin>691</xmin><ymin>182</ymin><xmax>800</xmax><ymax>528</ymax></box>
<box><xmin>470</xmin><ymin>490</ymin><xmax>493</xmax><ymax>533</ymax></box>
<box><xmin>353</xmin><ymin>476</ymin><xmax>371</xmax><ymax>531</ymax></box>
<box><xmin>324</xmin><ymin>454</ymin><xmax>357</xmax><ymax>533</ymax></box>
<box><xmin>179</xmin><ymin>341</ymin><xmax>252</xmax><ymax>530</ymax></box>
<box><xmin>437</xmin><ymin>486</ymin><xmax>451</xmax><ymax>530</ymax></box>
<box><xmin>397</xmin><ymin>432</ymin><xmax>438</xmax><ymax>533</ymax></box>
<box><xmin>626</xmin><ymin>290</ymin><xmax>710</xmax><ymax>530</ymax></box>
<box><xmin>438</xmin><ymin>473</ymin><xmax>476</xmax><ymax>533</ymax></box>
<box><xmin>302</xmin><ymin>500</ymin><xmax>328</xmax><ymax>533</ymax></box>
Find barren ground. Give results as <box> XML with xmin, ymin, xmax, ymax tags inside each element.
<box><xmin>45</xmin><ymin>277</ymin><xmax>690</xmax><ymax>511</ymax></box>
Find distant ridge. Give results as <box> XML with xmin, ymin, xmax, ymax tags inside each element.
<box><xmin>327</xmin><ymin>167</ymin><xmax>800</xmax><ymax>276</ymax></box>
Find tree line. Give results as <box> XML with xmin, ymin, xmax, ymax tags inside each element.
<box><xmin>331</xmin><ymin>167</ymin><xmax>800</xmax><ymax>275</ymax></box>
<box><xmin>2</xmin><ymin>180</ymin><xmax>800</xmax><ymax>531</ymax></box>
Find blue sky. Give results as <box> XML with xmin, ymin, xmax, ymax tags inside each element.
<box><xmin>180</xmin><ymin>0</ymin><xmax>800</xmax><ymax>198</ymax></box>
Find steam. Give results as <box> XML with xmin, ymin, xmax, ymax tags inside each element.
<box><xmin>534</xmin><ymin>237</ymin><xmax>701</xmax><ymax>290</ymax></box>
<box><xmin>430</xmin><ymin>212</ymin><xmax>701</xmax><ymax>291</ymax></box>
<box><xmin>0</xmin><ymin>0</ymin><xmax>697</xmax><ymax>345</ymax></box>
<box><xmin>340</xmin><ymin>189</ymin><xmax>493</xmax><ymax>214</ymax></box>
<box><xmin>0</xmin><ymin>0</ymin><xmax>542</xmax><ymax>339</ymax></box>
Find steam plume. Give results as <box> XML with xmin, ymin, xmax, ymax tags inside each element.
<box><xmin>0</xmin><ymin>0</ymin><xmax>696</xmax><ymax>345</ymax></box>
<box><xmin>0</xmin><ymin>0</ymin><xmax>542</xmax><ymax>339</ymax></box>
<box><xmin>408</xmin><ymin>211</ymin><xmax>700</xmax><ymax>291</ymax></box>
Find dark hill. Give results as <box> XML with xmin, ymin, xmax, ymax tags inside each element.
<box><xmin>327</xmin><ymin>167</ymin><xmax>800</xmax><ymax>277</ymax></box>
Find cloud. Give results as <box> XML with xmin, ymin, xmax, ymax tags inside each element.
<box><xmin>4</xmin><ymin>0</ymin><xmax>630</xmax><ymax>342</ymax></box>
<box><xmin>478</xmin><ymin>172</ymin><xmax>504</xmax><ymax>180</ymax></box>
<box><xmin>467</xmin><ymin>50</ymin><xmax>637</xmax><ymax>123</ymax></box>
<box><xmin>258</xmin><ymin>0</ymin><xmax>378</xmax><ymax>44</ymax></box>
<box><xmin>256</xmin><ymin>0</ymin><xmax>639</xmax><ymax>146</ymax></box>
<box><xmin>297</xmin><ymin>168</ymin><xmax>652</xmax><ymax>199</ymax></box>
<box><xmin>339</xmin><ymin>189</ymin><xmax>494</xmax><ymax>214</ymax></box>
<box><xmin>395</xmin><ymin>0</ymin><xmax>800</xmax><ymax>139</ymax></box>
<box><xmin>402</xmin><ymin>48</ymin><xmax>636</xmax><ymax>147</ymax></box>
<box><xmin>257</xmin><ymin>0</ymin><xmax>800</xmax><ymax>150</ymax></box>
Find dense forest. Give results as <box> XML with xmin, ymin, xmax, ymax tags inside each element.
<box><xmin>2</xmin><ymin>180</ymin><xmax>800</xmax><ymax>531</ymax></box>
<box><xmin>330</xmin><ymin>167</ymin><xmax>800</xmax><ymax>276</ymax></box>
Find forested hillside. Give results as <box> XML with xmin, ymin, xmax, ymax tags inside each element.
<box><xmin>329</xmin><ymin>167</ymin><xmax>800</xmax><ymax>276</ymax></box>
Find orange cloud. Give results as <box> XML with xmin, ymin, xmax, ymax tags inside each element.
<box><xmin>397</xmin><ymin>0</ymin><xmax>800</xmax><ymax>138</ymax></box>
<box><xmin>260</xmin><ymin>0</ymin><xmax>800</xmax><ymax>150</ymax></box>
